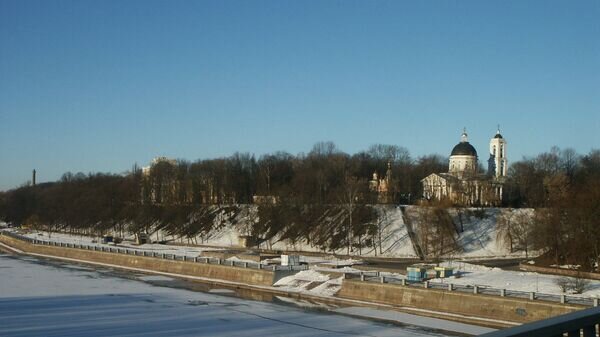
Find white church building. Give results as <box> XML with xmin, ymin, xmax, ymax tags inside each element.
<box><xmin>421</xmin><ymin>128</ymin><xmax>507</xmax><ymax>206</ymax></box>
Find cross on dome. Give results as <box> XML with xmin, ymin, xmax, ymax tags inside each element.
<box><xmin>461</xmin><ymin>127</ymin><xmax>468</xmax><ymax>143</ymax></box>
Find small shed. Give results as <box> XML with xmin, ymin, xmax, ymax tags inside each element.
<box><xmin>426</xmin><ymin>269</ymin><xmax>440</xmax><ymax>279</ymax></box>
<box><xmin>407</xmin><ymin>266</ymin><xmax>428</xmax><ymax>282</ymax></box>
<box><xmin>434</xmin><ymin>266</ymin><xmax>454</xmax><ymax>278</ymax></box>
<box><xmin>281</xmin><ymin>255</ymin><xmax>300</xmax><ymax>266</ymax></box>
<box><xmin>238</xmin><ymin>235</ymin><xmax>256</xmax><ymax>248</ymax></box>
<box><xmin>136</xmin><ymin>233</ymin><xmax>149</xmax><ymax>245</ymax></box>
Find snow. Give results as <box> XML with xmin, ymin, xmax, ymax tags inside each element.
<box><xmin>277</xmin><ymin>270</ymin><xmax>331</xmax><ymax>284</ymax></box>
<box><xmin>10</xmin><ymin>227</ymin><xmax>600</xmax><ymax>300</ymax></box>
<box><xmin>375</xmin><ymin>206</ymin><xmax>418</xmax><ymax>257</ymax></box>
<box><xmin>316</xmin><ymin>258</ymin><xmax>365</xmax><ymax>267</ymax></box>
<box><xmin>226</xmin><ymin>256</ymin><xmax>260</xmax><ymax>264</ymax></box>
<box><xmin>159</xmin><ymin>205</ymin><xmax>420</xmax><ymax>258</ymax></box>
<box><xmin>451</xmin><ymin>208</ymin><xmax>535</xmax><ymax>259</ymax></box>
<box><xmin>17</xmin><ymin>229</ymin><xmax>224</xmax><ymax>258</ymax></box>
<box><xmin>13</xmin><ymin>229</ymin><xmax>374</xmax><ymax>270</ymax></box>
<box><xmin>431</xmin><ymin>261</ymin><xmax>600</xmax><ymax>298</ymax></box>
<box><xmin>274</xmin><ymin>270</ymin><xmax>344</xmax><ymax>297</ymax></box>
<box><xmin>550</xmin><ymin>264</ymin><xmax>581</xmax><ymax>270</ymax></box>
<box><xmin>0</xmin><ymin>253</ymin><xmax>452</xmax><ymax>337</ymax></box>
<box><xmin>11</xmin><ymin>206</ymin><xmax>537</xmax><ymax>261</ymax></box>
<box><xmin>403</xmin><ymin>207</ymin><xmax>536</xmax><ymax>259</ymax></box>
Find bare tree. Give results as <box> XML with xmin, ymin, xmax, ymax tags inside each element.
<box><xmin>512</xmin><ymin>211</ymin><xmax>534</xmax><ymax>258</ymax></box>
<box><xmin>418</xmin><ymin>201</ymin><xmax>457</xmax><ymax>259</ymax></box>
<box><xmin>338</xmin><ymin>175</ymin><xmax>366</xmax><ymax>255</ymax></box>
<box><xmin>496</xmin><ymin>210</ymin><xmax>515</xmax><ymax>253</ymax></box>
<box><xmin>560</xmin><ymin>148</ymin><xmax>579</xmax><ymax>182</ymax></box>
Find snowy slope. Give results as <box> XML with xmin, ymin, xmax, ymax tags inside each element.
<box><xmin>153</xmin><ymin>205</ymin><xmax>419</xmax><ymax>258</ymax></box>
<box><xmin>403</xmin><ymin>206</ymin><xmax>535</xmax><ymax>259</ymax></box>
<box><xmin>13</xmin><ymin>205</ymin><xmax>535</xmax><ymax>260</ymax></box>
<box><xmin>377</xmin><ymin>206</ymin><xmax>418</xmax><ymax>257</ymax></box>
<box><xmin>450</xmin><ymin>208</ymin><xmax>535</xmax><ymax>258</ymax></box>
<box><xmin>250</xmin><ymin>205</ymin><xmax>417</xmax><ymax>258</ymax></box>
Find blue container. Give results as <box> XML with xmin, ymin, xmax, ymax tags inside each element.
<box><xmin>407</xmin><ymin>267</ymin><xmax>427</xmax><ymax>281</ymax></box>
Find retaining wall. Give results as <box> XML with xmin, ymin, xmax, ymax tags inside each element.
<box><xmin>338</xmin><ymin>279</ymin><xmax>585</xmax><ymax>324</ymax></box>
<box><xmin>0</xmin><ymin>234</ymin><xmax>291</xmax><ymax>286</ymax></box>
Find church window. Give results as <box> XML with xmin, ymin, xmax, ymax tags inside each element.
<box><xmin>493</xmin><ymin>146</ymin><xmax>496</xmax><ymax>156</ymax></box>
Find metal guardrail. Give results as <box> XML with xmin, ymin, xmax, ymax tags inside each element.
<box><xmin>0</xmin><ymin>230</ymin><xmax>308</xmax><ymax>272</ymax></box>
<box><xmin>478</xmin><ymin>306</ymin><xmax>600</xmax><ymax>337</ymax></box>
<box><xmin>343</xmin><ymin>271</ymin><xmax>600</xmax><ymax>308</ymax></box>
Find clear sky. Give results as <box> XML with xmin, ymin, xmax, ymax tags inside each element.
<box><xmin>1</xmin><ymin>0</ymin><xmax>599</xmax><ymax>191</ymax></box>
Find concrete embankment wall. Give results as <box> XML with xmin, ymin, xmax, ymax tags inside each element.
<box><xmin>0</xmin><ymin>234</ymin><xmax>286</xmax><ymax>286</ymax></box>
<box><xmin>338</xmin><ymin>279</ymin><xmax>584</xmax><ymax>324</ymax></box>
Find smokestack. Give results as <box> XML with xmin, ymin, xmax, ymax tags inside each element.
<box><xmin>32</xmin><ymin>169</ymin><xmax>36</xmax><ymax>186</ymax></box>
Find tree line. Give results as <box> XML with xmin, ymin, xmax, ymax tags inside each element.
<box><xmin>0</xmin><ymin>143</ymin><xmax>598</xmax><ymax>269</ymax></box>
<box><xmin>501</xmin><ymin>147</ymin><xmax>600</xmax><ymax>271</ymax></box>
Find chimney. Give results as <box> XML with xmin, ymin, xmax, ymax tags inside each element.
<box><xmin>32</xmin><ymin>169</ymin><xmax>36</xmax><ymax>186</ymax></box>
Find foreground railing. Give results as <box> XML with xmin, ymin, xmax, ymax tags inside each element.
<box><xmin>478</xmin><ymin>306</ymin><xmax>600</xmax><ymax>337</ymax></box>
<box><xmin>0</xmin><ymin>230</ymin><xmax>308</xmax><ymax>272</ymax></box>
<box><xmin>344</xmin><ymin>271</ymin><xmax>600</xmax><ymax>308</ymax></box>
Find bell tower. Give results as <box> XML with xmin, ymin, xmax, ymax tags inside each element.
<box><xmin>488</xmin><ymin>126</ymin><xmax>507</xmax><ymax>178</ymax></box>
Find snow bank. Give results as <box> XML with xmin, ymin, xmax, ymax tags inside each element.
<box><xmin>274</xmin><ymin>270</ymin><xmax>344</xmax><ymax>297</ymax></box>
<box><xmin>432</xmin><ymin>261</ymin><xmax>600</xmax><ymax>298</ymax></box>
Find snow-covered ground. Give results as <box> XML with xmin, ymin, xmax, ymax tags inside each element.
<box><xmin>15</xmin><ymin>229</ymin><xmax>371</xmax><ymax>268</ymax></box>
<box><xmin>0</xmin><ymin>253</ymin><xmax>461</xmax><ymax>337</ymax></box>
<box><xmin>151</xmin><ymin>205</ymin><xmax>420</xmax><ymax>258</ymax></box>
<box><xmin>430</xmin><ymin>261</ymin><xmax>600</xmax><ymax>298</ymax></box>
<box><xmin>12</xmin><ymin>206</ymin><xmax>537</xmax><ymax>261</ymax></box>
<box><xmin>404</xmin><ymin>206</ymin><xmax>535</xmax><ymax>259</ymax></box>
<box><xmin>10</xmin><ymin>228</ymin><xmax>600</xmax><ymax>301</ymax></box>
<box><xmin>275</xmin><ymin>270</ymin><xmax>344</xmax><ymax>297</ymax></box>
<box><xmin>449</xmin><ymin>208</ymin><xmax>535</xmax><ymax>259</ymax></box>
<box><xmin>19</xmin><ymin>229</ymin><xmax>225</xmax><ymax>258</ymax></box>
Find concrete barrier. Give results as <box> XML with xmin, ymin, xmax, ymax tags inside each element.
<box><xmin>0</xmin><ymin>234</ymin><xmax>295</xmax><ymax>286</ymax></box>
<box><xmin>338</xmin><ymin>278</ymin><xmax>585</xmax><ymax>324</ymax></box>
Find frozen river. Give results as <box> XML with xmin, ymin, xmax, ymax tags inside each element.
<box><xmin>0</xmin><ymin>253</ymin><xmax>459</xmax><ymax>337</ymax></box>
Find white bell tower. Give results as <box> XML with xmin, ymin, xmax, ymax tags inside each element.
<box><xmin>488</xmin><ymin>126</ymin><xmax>507</xmax><ymax>178</ymax></box>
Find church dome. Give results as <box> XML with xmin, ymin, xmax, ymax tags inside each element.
<box><xmin>451</xmin><ymin>142</ymin><xmax>477</xmax><ymax>156</ymax></box>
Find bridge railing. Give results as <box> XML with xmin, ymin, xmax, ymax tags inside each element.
<box><xmin>478</xmin><ymin>306</ymin><xmax>600</xmax><ymax>337</ymax></box>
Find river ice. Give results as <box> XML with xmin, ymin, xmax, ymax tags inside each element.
<box><xmin>0</xmin><ymin>253</ymin><xmax>451</xmax><ymax>337</ymax></box>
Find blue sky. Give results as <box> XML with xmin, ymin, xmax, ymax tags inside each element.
<box><xmin>1</xmin><ymin>0</ymin><xmax>599</xmax><ymax>190</ymax></box>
